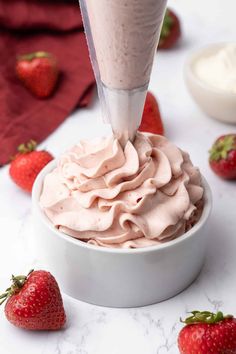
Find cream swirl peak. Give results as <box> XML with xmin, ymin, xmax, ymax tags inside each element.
<box><xmin>40</xmin><ymin>133</ymin><xmax>204</xmax><ymax>248</ymax></box>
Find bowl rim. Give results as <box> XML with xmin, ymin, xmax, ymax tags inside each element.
<box><xmin>32</xmin><ymin>159</ymin><xmax>212</xmax><ymax>255</ymax></box>
<box><xmin>184</xmin><ymin>41</ymin><xmax>236</xmax><ymax>98</ymax></box>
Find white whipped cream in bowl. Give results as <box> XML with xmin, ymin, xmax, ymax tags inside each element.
<box><xmin>184</xmin><ymin>43</ymin><xmax>236</xmax><ymax>124</ymax></box>
<box><xmin>32</xmin><ymin>133</ymin><xmax>212</xmax><ymax>307</ymax></box>
<box><xmin>194</xmin><ymin>45</ymin><xmax>236</xmax><ymax>94</ymax></box>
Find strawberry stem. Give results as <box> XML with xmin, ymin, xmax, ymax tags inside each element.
<box><xmin>209</xmin><ymin>135</ymin><xmax>236</xmax><ymax>161</ymax></box>
<box><xmin>160</xmin><ymin>10</ymin><xmax>174</xmax><ymax>39</ymax></box>
<box><xmin>17</xmin><ymin>51</ymin><xmax>51</xmax><ymax>62</ymax></box>
<box><xmin>0</xmin><ymin>298</ymin><xmax>7</xmax><ymax>306</ymax></box>
<box><xmin>18</xmin><ymin>140</ymin><xmax>37</xmax><ymax>154</ymax></box>
<box><xmin>181</xmin><ymin>311</ymin><xmax>233</xmax><ymax>325</ymax></box>
<box><xmin>0</xmin><ymin>270</ymin><xmax>34</xmax><ymax>306</ymax></box>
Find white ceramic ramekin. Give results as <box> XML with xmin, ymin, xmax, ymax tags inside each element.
<box><xmin>184</xmin><ymin>43</ymin><xmax>236</xmax><ymax>124</ymax></box>
<box><xmin>32</xmin><ymin>160</ymin><xmax>212</xmax><ymax>308</ymax></box>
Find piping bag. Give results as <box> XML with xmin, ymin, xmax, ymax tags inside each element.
<box><xmin>79</xmin><ymin>0</ymin><xmax>167</xmax><ymax>145</ymax></box>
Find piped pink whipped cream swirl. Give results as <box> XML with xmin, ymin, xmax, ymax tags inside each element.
<box><xmin>40</xmin><ymin>133</ymin><xmax>204</xmax><ymax>248</ymax></box>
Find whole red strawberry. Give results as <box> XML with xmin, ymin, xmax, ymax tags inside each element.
<box><xmin>9</xmin><ymin>140</ymin><xmax>53</xmax><ymax>193</ymax></box>
<box><xmin>209</xmin><ymin>134</ymin><xmax>236</xmax><ymax>179</ymax></box>
<box><xmin>139</xmin><ymin>91</ymin><xmax>164</xmax><ymax>135</ymax></box>
<box><xmin>158</xmin><ymin>9</ymin><xmax>181</xmax><ymax>49</ymax></box>
<box><xmin>0</xmin><ymin>270</ymin><xmax>66</xmax><ymax>330</ymax></box>
<box><xmin>178</xmin><ymin>310</ymin><xmax>236</xmax><ymax>354</ymax></box>
<box><xmin>16</xmin><ymin>51</ymin><xmax>59</xmax><ymax>98</ymax></box>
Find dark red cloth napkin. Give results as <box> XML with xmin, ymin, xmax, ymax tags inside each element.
<box><xmin>0</xmin><ymin>0</ymin><xmax>95</xmax><ymax>166</ymax></box>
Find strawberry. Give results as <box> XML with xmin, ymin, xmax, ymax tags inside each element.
<box><xmin>139</xmin><ymin>91</ymin><xmax>164</xmax><ymax>135</ymax></box>
<box><xmin>158</xmin><ymin>9</ymin><xmax>181</xmax><ymax>49</ymax></box>
<box><xmin>209</xmin><ymin>134</ymin><xmax>236</xmax><ymax>179</ymax></box>
<box><xmin>16</xmin><ymin>51</ymin><xmax>59</xmax><ymax>98</ymax></box>
<box><xmin>9</xmin><ymin>140</ymin><xmax>53</xmax><ymax>193</ymax></box>
<box><xmin>0</xmin><ymin>270</ymin><xmax>66</xmax><ymax>330</ymax></box>
<box><xmin>178</xmin><ymin>310</ymin><xmax>236</xmax><ymax>354</ymax></box>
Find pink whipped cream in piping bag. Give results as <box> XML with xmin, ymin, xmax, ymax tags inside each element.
<box><xmin>78</xmin><ymin>0</ymin><xmax>167</xmax><ymax>143</ymax></box>
<box><xmin>40</xmin><ymin>133</ymin><xmax>204</xmax><ymax>249</ymax></box>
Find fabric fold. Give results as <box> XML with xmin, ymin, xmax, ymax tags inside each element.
<box><xmin>0</xmin><ymin>0</ymin><xmax>95</xmax><ymax>165</ymax></box>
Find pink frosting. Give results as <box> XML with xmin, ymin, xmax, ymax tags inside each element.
<box><xmin>40</xmin><ymin>133</ymin><xmax>204</xmax><ymax>248</ymax></box>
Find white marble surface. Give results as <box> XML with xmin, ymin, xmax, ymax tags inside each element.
<box><xmin>1</xmin><ymin>0</ymin><xmax>236</xmax><ymax>353</ymax></box>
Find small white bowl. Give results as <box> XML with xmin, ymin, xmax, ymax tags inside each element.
<box><xmin>184</xmin><ymin>43</ymin><xmax>236</xmax><ymax>124</ymax></box>
<box><xmin>32</xmin><ymin>160</ymin><xmax>212</xmax><ymax>308</ymax></box>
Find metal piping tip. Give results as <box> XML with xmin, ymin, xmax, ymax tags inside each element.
<box><xmin>99</xmin><ymin>83</ymin><xmax>148</xmax><ymax>146</ymax></box>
